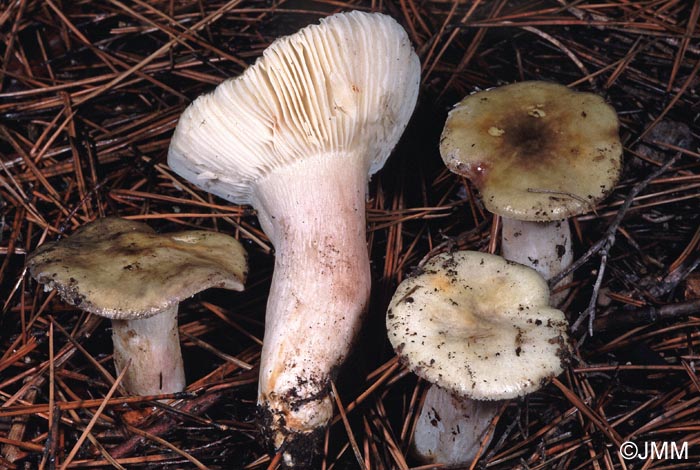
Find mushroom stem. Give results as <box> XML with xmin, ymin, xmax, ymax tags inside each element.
<box><xmin>111</xmin><ymin>304</ymin><xmax>185</xmax><ymax>396</ymax></box>
<box><xmin>501</xmin><ymin>217</ymin><xmax>573</xmax><ymax>305</ymax></box>
<box><xmin>252</xmin><ymin>154</ymin><xmax>371</xmax><ymax>463</ymax></box>
<box><xmin>413</xmin><ymin>386</ymin><xmax>500</xmax><ymax>465</ymax></box>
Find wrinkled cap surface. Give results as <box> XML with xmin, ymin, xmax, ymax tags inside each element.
<box><xmin>27</xmin><ymin>217</ymin><xmax>248</xmax><ymax>320</ymax></box>
<box><xmin>386</xmin><ymin>251</ymin><xmax>570</xmax><ymax>400</ymax></box>
<box><xmin>168</xmin><ymin>10</ymin><xmax>420</xmax><ymax>205</ymax></box>
<box><xmin>440</xmin><ymin>81</ymin><xmax>622</xmax><ymax>221</ymax></box>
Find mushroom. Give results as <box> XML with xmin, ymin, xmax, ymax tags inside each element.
<box><xmin>167</xmin><ymin>10</ymin><xmax>420</xmax><ymax>464</ymax></box>
<box><xmin>27</xmin><ymin>217</ymin><xmax>248</xmax><ymax>396</ymax></box>
<box><xmin>386</xmin><ymin>251</ymin><xmax>570</xmax><ymax>465</ymax></box>
<box><xmin>440</xmin><ymin>81</ymin><xmax>622</xmax><ymax>301</ymax></box>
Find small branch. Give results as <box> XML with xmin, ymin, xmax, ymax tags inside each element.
<box><xmin>552</xmin><ymin>154</ymin><xmax>679</xmax><ymax>336</ymax></box>
<box><xmin>593</xmin><ymin>299</ymin><xmax>700</xmax><ymax>332</ymax></box>
<box><xmin>647</xmin><ymin>252</ymin><xmax>700</xmax><ymax>299</ymax></box>
<box><xmin>109</xmin><ymin>387</ymin><xmax>226</xmax><ymax>458</ymax></box>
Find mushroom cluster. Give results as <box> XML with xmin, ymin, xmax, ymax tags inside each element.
<box><xmin>27</xmin><ymin>217</ymin><xmax>248</xmax><ymax>396</ymax></box>
<box><xmin>387</xmin><ymin>251</ymin><xmax>570</xmax><ymax>464</ymax></box>
<box><xmin>398</xmin><ymin>81</ymin><xmax>621</xmax><ymax>465</ymax></box>
<box><xmin>160</xmin><ymin>17</ymin><xmax>621</xmax><ymax>464</ymax></box>
<box><xmin>167</xmin><ymin>10</ymin><xmax>420</xmax><ymax>465</ymax></box>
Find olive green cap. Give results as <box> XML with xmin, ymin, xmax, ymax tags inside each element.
<box><xmin>27</xmin><ymin>217</ymin><xmax>248</xmax><ymax>320</ymax></box>
<box><xmin>440</xmin><ymin>81</ymin><xmax>622</xmax><ymax>221</ymax></box>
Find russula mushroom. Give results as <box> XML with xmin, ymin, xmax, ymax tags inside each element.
<box><xmin>440</xmin><ymin>81</ymin><xmax>622</xmax><ymax>301</ymax></box>
<box><xmin>27</xmin><ymin>217</ymin><xmax>248</xmax><ymax>396</ymax></box>
<box><xmin>386</xmin><ymin>251</ymin><xmax>570</xmax><ymax>465</ymax></box>
<box><xmin>167</xmin><ymin>10</ymin><xmax>420</xmax><ymax>465</ymax></box>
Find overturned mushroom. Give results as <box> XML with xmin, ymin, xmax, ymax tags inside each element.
<box><xmin>440</xmin><ymin>81</ymin><xmax>622</xmax><ymax>302</ymax></box>
<box><xmin>387</xmin><ymin>251</ymin><xmax>570</xmax><ymax>465</ymax></box>
<box><xmin>167</xmin><ymin>10</ymin><xmax>420</xmax><ymax>465</ymax></box>
<box><xmin>27</xmin><ymin>217</ymin><xmax>248</xmax><ymax>396</ymax></box>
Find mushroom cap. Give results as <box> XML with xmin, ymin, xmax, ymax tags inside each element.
<box><xmin>27</xmin><ymin>217</ymin><xmax>248</xmax><ymax>320</ymax></box>
<box><xmin>168</xmin><ymin>10</ymin><xmax>420</xmax><ymax>205</ymax></box>
<box><xmin>439</xmin><ymin>81</ymin><xmax>622</xmax><ymax>221</ymax></box>
<box><xmin>386</xmin><ymin>251</ymin><xmax>570</xmax><ymax>400</ymax></box>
